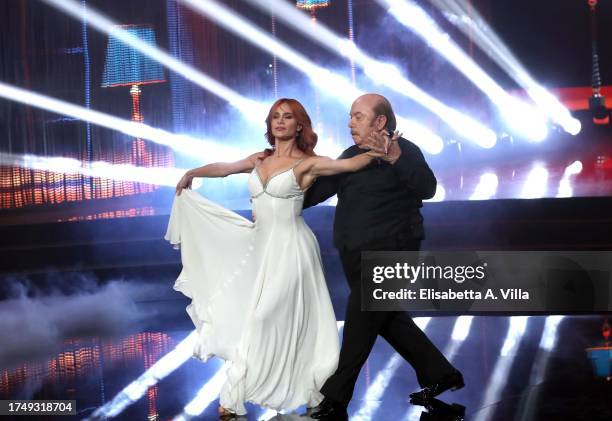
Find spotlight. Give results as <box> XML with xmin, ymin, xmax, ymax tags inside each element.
<box><xmin>179</xmin><ymin>0</ymin><xmax>445</xmax><ymax>154</ymax></box>
<box><xmin>589</xmin><ymin>95</ymin><xmax>610</xmax><ymax>124</ymax></box>
<box><xmin>429</xmin><ymin>0</ymin><xmax>581</xmax><ymax>136</ymax></box>
<box><xmin>243</xmin><ymin>0</ymin><xmax>495</xmax><ymax>149</ymax></box>
<box><xmin>0</xmin><ymin>81</ymin><xmax>248</xmax><ymax>161</ymax></box>
<box><xmin>378</xmin><ymin>0</ymin><xmax>546</xmax><ymax>142</ymax></box>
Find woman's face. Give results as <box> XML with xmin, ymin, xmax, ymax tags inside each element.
<box><xmin>270</xmin><ymin>103</ymin><xmax>300</xmax><ymax>141</ymax></box>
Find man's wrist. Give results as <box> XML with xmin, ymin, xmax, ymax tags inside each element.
<box><xmin>387</xmin><ymin>146</ymin><xmax>402</xmax><ymax>165</ymax></box>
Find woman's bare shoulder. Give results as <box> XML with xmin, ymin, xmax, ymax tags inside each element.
<box><xmin>301</xmin><ymin>154</ymin><xmax>330</xmax><ymax>162</ymax></box>
<box><xmin>247</xmin><ymin>151</ymin><xmax>268</xmax><ymax>164</ymax></box>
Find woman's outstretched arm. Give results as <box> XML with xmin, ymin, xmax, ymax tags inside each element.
<box><xmin>176</xmin><ymin>151</ymin><xmax>265</xmax><ymax>195</ymax></box>
<box><xmin>297</xmin><ymin>131</ymin><xmax>399</xmax><ymax>190</ymax></box>
<box><xmin>296</xmin><ymin>150</ymin><xmax>383</xmax><ymax>190</ymax></box>
<box><xmin>309</xmin><ymin>152</ymin><xmax>378</xmax><ymax>176</ymax></box>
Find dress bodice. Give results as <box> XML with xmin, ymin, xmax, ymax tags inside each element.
<box><xmin>247</xmin><ymin>161</ymin><xmax>306</xmax><ymax>225</ymax></box>
<box><xmin>248</xmin><ymin>161</ymin><xmax>305</xmax><ymax>199</ymax></box>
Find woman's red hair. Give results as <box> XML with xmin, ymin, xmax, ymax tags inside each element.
<box><xmin>264</xmin><ymin>98</ymin><xmax>317</xmax><ymax>156</ymax></box>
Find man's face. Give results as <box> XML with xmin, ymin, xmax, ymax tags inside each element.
<box><xmin>348</xmin><ymin>96</ymin><xmax>380</xmax><ymax>148</ymax></box>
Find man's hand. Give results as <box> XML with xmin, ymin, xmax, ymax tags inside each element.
<box><xmin>364</xmin><ymin>129</ymin><xmax>402</xmax><ymax>164</ymax></box>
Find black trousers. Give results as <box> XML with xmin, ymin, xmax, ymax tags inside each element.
<box><xmin>320</xmin><ymin>234</ymin><xmax>456</xmax><ymax>406</ymax></box>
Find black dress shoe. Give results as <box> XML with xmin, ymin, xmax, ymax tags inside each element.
<box><xmin>409</xmin><ymin>370</ymin><xmax>465</xmax><ymax>403</ymax></box>
<box><xmin>309</xmin><ymin>397</ymin><xmax>348</xmax><ymax>420</ymax></box>
<box><xmin>410</xmin><ymin>397</ymin><xmax>466</xmax><ymax>420</ymax></box>
<box><xmin>416</xmin><ymin>398</ymin><xmax>465</xmax><ymax>421</ymax></box>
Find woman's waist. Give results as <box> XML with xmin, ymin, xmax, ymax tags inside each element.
<box><xmin>255</xmin><ymin>213</ymin><xmax>305</xmax><ymax>226</ymax></box>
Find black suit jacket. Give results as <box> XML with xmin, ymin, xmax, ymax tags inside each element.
<box><xmin>303</xmin><ymin>138</ymin><xmax>436</xmax><ymax>250</ymax></box>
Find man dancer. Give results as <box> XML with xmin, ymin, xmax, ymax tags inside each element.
<box><xmin>305</xmin><ymin>94</ymin><xmax>464</xmax><ymax>420</ymax></box>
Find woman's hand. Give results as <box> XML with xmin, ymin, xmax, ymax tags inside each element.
<box><xmin>366</xmin><ymin>129</ymin><xmax>401</xmax><ymax>153</ymax></box>
<box><xmin>365</xmin><ymin>149</ymin><xmax>386</xmax><ymax>158</ymax></box>
<box><xmin>176</xmin><ymin>172</ymin><xmax>194</xmax><ymax>195</ymax></box>
<box><xmin>365</xmin><ymin>129</ymin><xmax>402</xmax><ymax>163</ymax></box>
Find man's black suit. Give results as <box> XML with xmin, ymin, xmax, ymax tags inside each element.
<box><xmin>303</xmin><ymin>138</ymin><xmax>456</xmax><ymax>406</ymax></box>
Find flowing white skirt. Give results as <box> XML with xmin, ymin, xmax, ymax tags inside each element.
<box><xmin>165</xmin><ymin>190</ymin><xmax>339</xmax><ymax>414</ymax></box>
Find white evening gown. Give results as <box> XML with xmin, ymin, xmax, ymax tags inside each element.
<box><xmin>165</xmin><ymin>160</ymin><xmax>340</xmax><ymax>415</ymax></box>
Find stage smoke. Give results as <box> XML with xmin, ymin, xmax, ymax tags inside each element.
<box><xmin>0</xmin><ymin>277</ymin><xmax>164</xmax><ymax>370</ymax></box>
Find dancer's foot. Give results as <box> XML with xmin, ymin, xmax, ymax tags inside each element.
<box><xmin>409</xmin><ymin>370</ymin><xmax>465</xmax><ymax>403</ymax></box>
<box><xmin>409</xmin><ymin>397</ymin><xmax>466</xmax><ymax>420</ymax></box>
<box><xmin>309</xmin><ymin>397</ymin><xmax>348</xmax><ymax>420</ymax></box>
<box><xmin>218</xmin><ymin>406</ymin><xmax>237</xmax><ymax>419</ymax></box>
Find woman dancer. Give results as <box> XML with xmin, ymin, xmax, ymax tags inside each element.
<box><xmin>167</xmin><ymin>98</ymin><xmax>388</xmax><ymax>418</ymax></box>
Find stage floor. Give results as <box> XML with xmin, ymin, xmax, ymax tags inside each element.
<box><xmin>1</xmin><ymin>313</ymin><xmax>610</xmax><ymax>421</ymax></box>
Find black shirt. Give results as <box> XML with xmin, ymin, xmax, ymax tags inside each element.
<box><xmin>303</xmin><ymin>138</ymin><xmax>436</xmax><ymax>250</ymax></box>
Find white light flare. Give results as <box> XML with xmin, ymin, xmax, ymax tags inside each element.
<box><xmin>85</xmin><ymin>331</ymin><xmax>199</xmax><ymax>420</ymax></box>
<box><xmin>0</xmin><ymin>152</ymin><xmax>201</xmax><ymax>188</ymax></box>
<box><xmin>451</xmin><ymin>315</ymin><xmax>474</xmax><ymax>342</ymax></box>
<box><xmin>352</xmin><ymin>318</ymin><xmax>431</xmax><ymax>421</ymax></box>
<box><xmin>556</xmin><ymin>160</ymin><xmax>583</xmax><ymax>198</ymax></box>
<box><xmin>429</xmin><ymin>0</ymin><xmax>580</xmax><ymax>136</ymax></box>
<box><xmin>426</xmin><ymin>183</ymin><xmax>446</xmax><ymax>202</ymax></box>
<box><xmin>475</xmin><ymin>316</ymin><xmax>529</xmax><ymax>421</ymax></box>
<box><xmin>514</xmin><ymin>316</ymin><xmax>565</xmax><ymax>421</ymax></box>
<box><xmin>500</xmin><ymin>96</ymin><xmax>548</xmax><ymax>142</ymax></box>
<box><xmin>41</xmin><ymin>0</ymin><xmax>268</xmax><ymax>122</ymax></box>
<box><xmin>470</xmin><ymin>172</ymin><xmax>498</xmax><ymax>200</ymax></box>
<box><xmin>316</xmin><ymin>139</ymin><xmax>345</xmax><ymax>160</ymax></box>
<box><xmin>539</xmin><ymin>315</ymin><xmax>565</xmax><ymax>353</ymax></box>
<box><xmin>173</xmin><ymin>362</ymin><xmax>227</xmax><ymax>420</ymax></box>
<box><xmin>520</xmin><ymin>164</ymin><xmax>549</xmax><ymax>199</ymax></box>
<box><xmin>244</xmin><ymin>0</ymin><xmax>496</xmax><ymax>149</ymax></box>
<box><xmin>0</xmin><ymin>81</ymin><xmax>253</xmax><ymax>163</ymax></box>
<box><xmin>379</xmin><ymin>0</ymin><xmax>547</xmax><ymax>142</ymax></box>
<box><xmin>178</xmin><ymin>0</ymin><xmax>359</xmax><ymax>105</ymax></box>
<box><xmin>405</xmin><ymin>315</ymin><xmax>473</xmax><ymax>421</ymax></box>
<box><xmin>179</xmin><ymin>0</ymin><xmax>444</xmax><ymax>155</ymax></box>
<box><xmin>527</xmin><ymin>86</ymin><xmax>582</xmax><ymax>135</ymax></box>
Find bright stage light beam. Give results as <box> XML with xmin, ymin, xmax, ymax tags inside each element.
<box><xmin>0</xmin><ymin>81</ymin><xmax>392</xmax><ymax>177</ymax></box>
<box><xmin>378</xmin><ymin>0</ymin><xmax>548</xmax><ymax>142</ymax></box>
<box><xmin>429</xmin><ymin>0</ymin><xmax>581</xmax><ymax>136</ymax></box>
<box><xmin>85</xmin><ymin>331</ymin><xmax>199</xmax><ymax>420</ymax></box>
<box><xmin>470</xmin><ymin>172</ymin><xmax>498</xmax><ymax>200</ymax></box>
<box><xmin>426</xmin><ymin>183</ymin><xmax>446</xmax><ymax>202</ymax></box>
<box><xmin>173</xmin><ymin>361</ymin><xmax>227</xmax><ymax>420</ymax></box>
<box><xmin>520</xmin><ymin>163</ymin><xmax>549</xmax><ymax>199</ymax></box>
<box><xmin>243</xmin><ymin>0</ymin><xmax>496</xmax><ymax>149</ymax></box>
<box><xmin>178</xmin><ymin>0</ymin><xmax>443</xmax><ymax>155</ymax></box>
<box><xmin>0</xmin><ymin>152</ymin><xmax>198</xmax><ymax>187</ymax></box>
<box><xmin>514</xmin><ymin>316</ymin><xmax>565</xmax><ymax>421</ymax></box>
<box><xmin>557</xmin><ymin>160</ymin><xmax>583</xmax><ymax>198</ymax></box>
<box><xmin>41</xmin><ymin>0</ymin><xmax>268</xmax><ymax>122</ymax></box>
<box><xmin>475</xmin><ymin>316</ymin><xmax>529</xmax><ymax>421</ymax></box>
<box><xmin>0</xmin><ymin>81</ymin><xmax>251</xmax><ymax>163</ymax></box>
<box><xmin>404</xmin><ymin>316</ymin><xmax>473</xmax><ymax>421</ymax></box>
<box><xmin>174</xmin><ymin>321</ymin><xmax>348</xmax><ymax>421</ymax></box>
<box><xmin>352</xmin><ymin>317</ymin><xmax>431</xmax><ymax>421</ymax></box>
